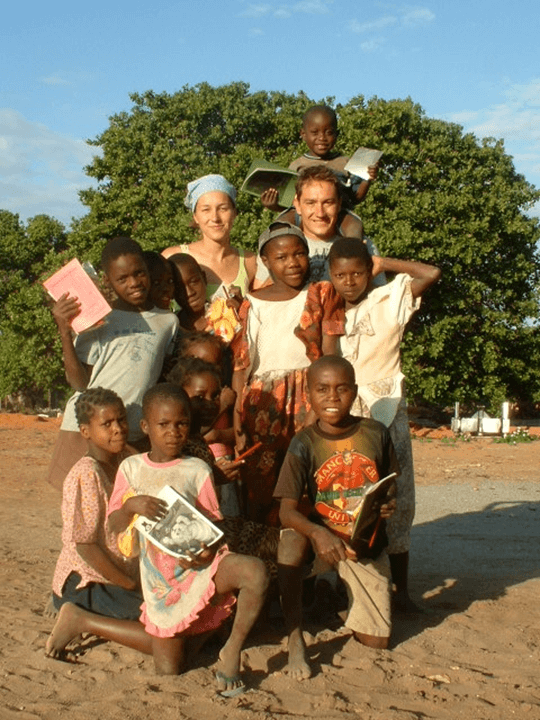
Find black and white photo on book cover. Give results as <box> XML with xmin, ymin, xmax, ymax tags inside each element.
<box><xmin>134</xmin><ymin>485</ymin><xmax>223</xmax><ymax>559</ymax></box>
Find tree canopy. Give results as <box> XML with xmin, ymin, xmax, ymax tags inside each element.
<box><xmin>2</xmin><ymin>82</ymin><xmax>540</xmax><ymax>410</ymax></box>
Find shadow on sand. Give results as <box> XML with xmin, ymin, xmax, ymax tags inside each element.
<box><xmin>392</xmin><ymin>497</ymin><xmax>540</xmax><ymax>645</ymax></box>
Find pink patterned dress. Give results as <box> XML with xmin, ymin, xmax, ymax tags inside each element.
<box><xmin>53</xmin><ymin>455</ymin><xmax>138</xmax><ymax>596</ymax></box>
<box><xmin>108</xmin><ymin>453</ymin><xmax>235</xmax><ymax>638</ymax></box>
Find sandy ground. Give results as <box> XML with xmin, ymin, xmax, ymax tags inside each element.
<box><xmin>1</xmin><ymin>413</ymin><xmax>539</xmax><ymax>720</ymax></box>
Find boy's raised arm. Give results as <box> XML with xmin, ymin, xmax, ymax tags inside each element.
<box><xmin>371</xmin><ymin>256</ymin><xmax>441</xmax><ymax>298</ymax></box>
<box><xmin>353</xmin><ymin>163</ymin><xmax>379</xmax><ymax>203</ymax></box>
<box><xmin>52</xmin><ymin>293</ymin><xmax>92</xmax><ymax>390</ymax></box>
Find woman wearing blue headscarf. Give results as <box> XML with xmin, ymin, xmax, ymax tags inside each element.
<box><xmin>163</xmin><ymin>174</ymin><xmax>257</xmax><ymax>300</ymax></box>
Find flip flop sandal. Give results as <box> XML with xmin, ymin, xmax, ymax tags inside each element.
<box><xmin>215</xmin><ymin>670</ymin><xmax>246</xmax><ymax>698</ymax></box>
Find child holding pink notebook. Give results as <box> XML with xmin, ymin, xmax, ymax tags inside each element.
<box><xmin>46</xmin><ymin>237</ymin><xmax>178</xmax><ymax>491</ymax></box>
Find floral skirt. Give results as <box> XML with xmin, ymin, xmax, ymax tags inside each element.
<box><xmin>240</xmin><ymin>368</ymin><xmax>309</xmax><ymax>525</ymax></box>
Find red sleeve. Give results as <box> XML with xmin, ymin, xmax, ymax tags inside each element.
<box><xmin>320</xmin><ymin>282</ymin><xmax>346</xmax><ymax>336</ymax></box>
<box><xmin>294</xmin><ymin>282</ymin><xmax>345</xmax><ymax>362</ymax></box>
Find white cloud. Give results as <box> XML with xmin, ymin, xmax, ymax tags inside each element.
<box><xmin>39</xmin><ymin>71</ymin><xmax>94</xmax><ymax>87</ymax></box>
<box><xmin>239</xmin><ymin>0</ymin><xmax>332</xmax><ymax>19</ymax></box>
<box><xmin>240</xmin><ymin>3</ymin><xmax>271</xmax><ymax>17</ymax></box>
<box><xmin>445</xmin><ymin>78</ymin><xmax>540</xmax><ymax>208</ymax></box>
<box><xmin>292</xmin><ymin>0</ymin><xmax>331</xmax><ymax>13</ymax></box>
<box><xmin>348</xmin><ymin>5</ymin><xmax>435</xmax><ymax>50</ymax></box>
<box><xmin>447</xmin><ymin>79</ymin><xmax>540</xmax><ymax>145</ymax></box>
<box><xmin>0</xmin><ymin>109</ymin><xmax>98</xmax><ymax>225</ymax></box>
<box><xmin>40</xmin><ymin>75</ymin><xmax>71</xmax><ymax>86</ymax></box>
<box><xmin>349</xmin><ymin>16</ymin><xmax>397</xmax><ymax>34</ymax></box>
<box><xmin>401</xmin><ymin>7</ymin><xmax>435</xmax><ymax>27</ymax></box>
<box><xmin>249</xmin><ymin>26</ymin><xmax>265</xmax><ymax>35</ymax></box>
<box><xmin>361</xmin><ymin>37</ymin><xmax>386</xmax><ymax>53</ymax></box>
<box><xmin>448</xmin><ymin>110</ymin><xmax>479</xmax><ymax>125</ymax></box>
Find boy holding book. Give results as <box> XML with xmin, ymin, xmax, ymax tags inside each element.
<box><xmin>46</xmin><ymin>237</ymin><xmax>179</xmax><ymax>490</ymax></box>
<box><xmin>273</xmin><ymin>355</ymin><xmax>398</xmax><ymax>679</ymax></box>
<box><xmin>262</xmin><ymin>105</ymin><xmax>378</xmax><ymax>214</ymax></box>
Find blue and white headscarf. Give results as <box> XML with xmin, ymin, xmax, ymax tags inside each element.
<box><xmin>184</xmin><ymin>174</ymin><xmax>237</xmax><ymax>212</ymax></box>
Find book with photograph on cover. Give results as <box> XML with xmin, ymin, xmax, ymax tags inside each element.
<box><xmin>134</xmin><ymin>485</ymin><xmax>224</xmax><ymax>559</ymax></box>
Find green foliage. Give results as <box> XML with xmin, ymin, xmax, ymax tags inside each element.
<box><xmin>71</xmin><ymin>82</ymin><xmax>331</xmax><ymax>256</ymax></box>
<box><xmin>2</xmin><ymin>83</ymin><xmax>540</xmax><ymax>409</ymax></box>
<box><xmin>493</xmin><ymin>428</ymin><xmax>537</xmax><ymax>444</ymax></box>
<box><xmin>0</xmin><ymin>211</ymin><xmax>72</xmax><ymax>403</ymax></box>
<box><xmin>342</xmin><ymin>96</ymin><xmax>540</xmax><ymax>409</ymax></box>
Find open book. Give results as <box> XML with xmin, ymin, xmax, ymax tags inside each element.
<box><xmin>349</xmin><ymin>472</ymin><xmax>397</xmax><ymax>556</ymax></box>
<box><xmin>134</xmin><ymin>485</ymin><xmax>224</xmax><ymax>559</ymax></box>
<box><xmin>241</xmin><ymin>159</ymin><xmax>298</xmax><ymax>208</ymax></box>
<box><xmin>43</xmin><ymin>258</ymin><xmax>112</xmax><ymax>334</ymax></box>
<box><xmin>344</xmin><ymin>147</ymin><xmax>383</xmax><ymax>181</ymax></box>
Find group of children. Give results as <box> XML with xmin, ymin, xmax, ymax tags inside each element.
<box><xmin>45</xmin><ymin>104</ymin><xmax>441</xmax><ymax>693</ymax></box>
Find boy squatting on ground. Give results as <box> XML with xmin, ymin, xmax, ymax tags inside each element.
<box><xmin>274</xmin><ymin>355</ymin><xmax>398</xmax><ymax>679</ymax></box>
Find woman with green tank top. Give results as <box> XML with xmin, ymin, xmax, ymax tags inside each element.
<box><xmin>163</xmin><ymin>174</ymin><xmax>257</xmax><ymax>301</ymax></box>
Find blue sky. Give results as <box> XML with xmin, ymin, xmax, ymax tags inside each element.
<box><xmin>2</xmin><ymin>0</ymin><xmax>539</xmax><ymax>226</ymax></box>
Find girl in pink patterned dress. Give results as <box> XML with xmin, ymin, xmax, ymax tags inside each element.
<box><xmin>107</xmin><ymin>383</ymin><xmax>268</xmax><ymax>693</ymax></box>
<box><xmin>49</xmin><ymin>387</ymin><xmax>141</xmax><ymax>619</ymax></box>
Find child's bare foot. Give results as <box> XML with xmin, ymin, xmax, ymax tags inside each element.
<box><xmin>42</xmin><ymin>593</ymin><xmax>58</xmax><ymax>619</ymax></box>
<box><xmin>216</xmin><ymin>646</ymin><xmax>245</xmax><ymax>697</ymax></box>
<box><xmin>45</xmin><ymin>603</ymin><xmax>84</xmax><ymax>659</ymax></box>
<box><xmin>284</xmin><ymin>630</ymin><xmax>311</xmax><ymax>680</ymax></box>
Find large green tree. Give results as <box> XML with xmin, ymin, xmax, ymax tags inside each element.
<box><xmin>71</xmin><ymin>82</ymin><xmax>322</xmax><ymax>260</ymax></box>
<box><xmin>4</xmin><ymin>83</ymin><xmax>540</xmax><ymax>409</ymax></box>
<box><xmin>73</xmin><ymin>83</ymin><xmax>540</xmax><ymax>409</ymax></box>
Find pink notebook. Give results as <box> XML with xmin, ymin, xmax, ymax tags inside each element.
<box><xmin>43</xmin><ymin>259</ymin><xmax>112</xmax><ymax>334</ymax></box>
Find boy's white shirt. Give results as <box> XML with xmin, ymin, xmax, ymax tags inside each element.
<box><xmin>339</xmin><ymin>273</ymin><xmax>420</xmax><ymax>427</ymax></box>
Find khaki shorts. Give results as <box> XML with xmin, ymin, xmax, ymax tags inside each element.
<box><xmin>279</xmin><ymin>528</ymin><xmax>392</xmax><ymax>638</ymax></box>
<box><xmin>337</xmin><ymin>554</ymin><xmax>392</xmax><ymax>638</ymax></box>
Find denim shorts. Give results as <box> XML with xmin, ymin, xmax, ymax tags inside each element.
<box><xmin>53</xmin><ymin>572</ymin><xmax>143</xmax><ymax>620</ymax></box>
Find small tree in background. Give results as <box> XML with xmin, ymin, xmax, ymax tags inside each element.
<box><xmin>0</xmin><ymin>212</ymin><xmax>71</xmax><ymax>405</ymax></box>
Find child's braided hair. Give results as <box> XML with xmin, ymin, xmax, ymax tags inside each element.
<box><xmin>75</xmin><ymin>387</ymin><xmax>125</xmax><ymax>426</ymax></box>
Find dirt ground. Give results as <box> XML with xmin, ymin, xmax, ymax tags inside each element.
<box><xmin>0</xmin><ymin>413</ymin><xmax>539</xmax><ymax>720</ymax></box>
